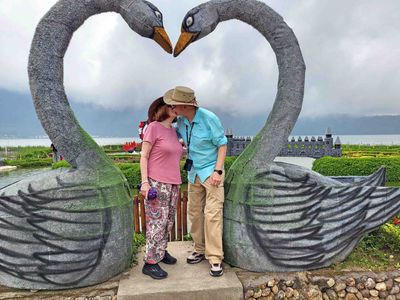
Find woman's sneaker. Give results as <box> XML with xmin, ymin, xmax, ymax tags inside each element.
<box><xmin>142</xmin><ymin>263</ymin><xmax>168</xmax><ymax>280</ymax></box>
<box><xmin>186</xmin><ymin>252</ymin><xmax>205</xmax><ymax>264</ymax></box>
<box><xmin>209</xmin><ymin>263</ymin><xmax>224</xmax><ymax>277</ymax></box>
<box><xmin>161</xmin><ymin>250</ymin><xmax>177</xmax><ymax>265</ymax></box>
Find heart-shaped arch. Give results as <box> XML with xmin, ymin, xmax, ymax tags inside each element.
<box><xmin>0</xmin><ymin>0</ymin><xmax>171</xmax><ymax>290</ymax></box>
<box><xmin>28</xmin><ymin>0</ymin><xmax>172</xmax><ymax>170</ymax></box>
<box><xmin>174</xmin><ymin>0</ymin><xmax>306</xmax><ymax>168</ymax></box>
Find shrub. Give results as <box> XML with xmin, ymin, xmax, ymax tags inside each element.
<box><xmin>52</xmin><ymin>160</ymin><xmax>71</xmax><ymax>169</ymax></box>
<box><xmin>4</xmin><ymin>158</ymin><xmax>52</xmax><ymax>168</ymax></box>
<box><xmin>116</xmin><ymin>163</ymin><xmax>142</xmax><ymax>189</ymax></box>
<box><xmin>115</xmin><ymin>157</ymin><xmax>237</xmax><ymax>189</ymax></box>
<box><xmin>11</xmin><ymin>146</ymin><xmax>52</xmax><ymax>160</ymax></box>
<box><xmin>224</xmin><ymin>156</ymin><xmax>238</xmax><ymax>173</ymax></box>
<box><xmin>180</xmin><ymin>160</ymin><xmax>188</xmax><ymax>184</ymax></box>
<box><xmin>380</xmin><ymin>223</ymin><xmax>400</xmax><ymax>252</ymax></box>
<box><xmin>108</xmin><ymin>153</ymin><xmax>140</xmax><ymax>163</ymax></box>
<box><xmin>102</xmin><ymin>144</ymin><xmax>125</xmax><ymax>153</ymax></box>
<box><xmin>183</xmin><ymin>233</ymin><xmax>192</xmax><ymax>241</ymax></box>
<box><xmin>313</xmin><ymin>156</ymin><xmax>400</xmax><ymax>182</ymax></box>
<box><xmin>131</xmin><ymin>232</ymin><xmax>146</xmax><ymax>265</ymax></box>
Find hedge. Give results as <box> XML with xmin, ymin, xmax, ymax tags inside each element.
<box><xmin>43</xmin><ymin>156</ymin><xmax>240</xmax><ymax>189</ymax></box>
<box><xmin>52</xmin><ymin>160</ymin><xmax>71</xmax><ymax>169</ymax></box>
<box><xmin>4</xmin><ymin>158</ymin><xmax>52</xmax><ymax>168</ymax></box>
<box><xmin>312</xmin><ymin>156</ymin><xmax>400</xmax><ymax>182</ymax></box>
<box><xmin>115</xmin><ymin>157</ymin><xmax>238</xmax><ymax>188</ymax></box>
<box><xmin>115</xmin><ymin>163</ymin><xmax>141</xmax><ymax>189</ymax></box>
<box><xmin>1</xmin><ymin>146</ymin><xmax>52</xmax><ymax>160</ymax></box>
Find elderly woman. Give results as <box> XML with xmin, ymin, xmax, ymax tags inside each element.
<box><xmin>139</xmin><ymin>97</ymin><xmax>183</xmax><ymax>280</ymax></box>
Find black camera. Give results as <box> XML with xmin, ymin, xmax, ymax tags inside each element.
<box><xmin>183</xmin><ymin>159</ymin><xmax>193</xmax><ymax>171</ymax></box>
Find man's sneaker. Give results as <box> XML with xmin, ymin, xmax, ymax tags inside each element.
<box><xmin>142</xmin><ymin>263</ymin><xmax>168</xmax><ymax>280</ymax></box>
<box><xmin>186</xmin><ymin>252</ymin><xmax>205</xmax><ymax>264</ymax></box>
<box><xmin>209</xmin><ymin>263</ymin><xmax>224</xmax><ymax>277</ymax></box>
<box><xmin>161</xmin><ymin>250</ymin><xmax>177</xmax><ymax>265</ymax></box>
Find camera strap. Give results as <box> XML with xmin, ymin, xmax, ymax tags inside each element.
<box><xmin>186</xmin><ymin>123</ymin><xmax>195</xmax><ymax>157</ymax></box>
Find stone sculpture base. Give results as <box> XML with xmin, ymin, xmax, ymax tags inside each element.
<box><xmin>0</xmin><ymin>168</ymin><xmax>133</xmax><ymax>290</ymax></box>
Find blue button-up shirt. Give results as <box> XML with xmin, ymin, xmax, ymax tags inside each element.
<box><xmin>176</xmin><ymin>108</ymin><xmax>227</xmax><ymax>184</ymax></box>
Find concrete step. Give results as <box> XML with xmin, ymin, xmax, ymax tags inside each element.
<box><xmin>117</xmin><ymin>241</ymin><xmax>243</xmax><ymax>300</ymax></box>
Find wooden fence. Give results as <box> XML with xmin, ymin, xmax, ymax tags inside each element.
<box><xmin>133</xmin><ymin>191</ymin><xmax>189</xmax><ymax>241</ymax></box>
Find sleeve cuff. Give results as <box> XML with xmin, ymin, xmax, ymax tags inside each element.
<box><xmin>213</xmin><ymin>136</ymin><xmax>228</xmax><ymax>147</ymax></box>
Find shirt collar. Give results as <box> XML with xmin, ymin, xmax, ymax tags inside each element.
<box><xmin>182</xmin><ymin>108</ymin><xmax>200</xmax><ymax>126</ymax></box>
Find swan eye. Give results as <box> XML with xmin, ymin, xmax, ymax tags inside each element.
<box><xmin>154</xmin><ymin>11</ymin><xmax>162</xmax><ymax>20</ymax></box>
<box><xmin>186</xmin><ymin>16</ymin><xmax>194</xmax><ymax>27</ymax></box>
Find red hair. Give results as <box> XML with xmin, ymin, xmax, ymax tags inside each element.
<box><xmin>147</xmin><ymin>97</ymin><xmax>170</xmax><ymax>123</ymax></box>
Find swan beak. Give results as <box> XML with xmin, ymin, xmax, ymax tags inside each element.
<box><xmin>153</xmin><ymin>27</ymin><xmax>173</xmax><ymax>54</ymax></box>
<box><xmin>174</xmin><ymin>32</ymin><xmax>197</xmax><ymax>57</ymax></box>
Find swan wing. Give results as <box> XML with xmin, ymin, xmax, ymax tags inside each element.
<box><xmin>246</xmin><ymin>166</ymin><xmax>400</xmax><ymax>270</ymax></box>
<box><xmin>0</xmin><ymin>176</ymin><xmax>112</xmax><ymax>286</ymax></box>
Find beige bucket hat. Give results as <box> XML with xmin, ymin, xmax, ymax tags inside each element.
<box><xmin>163</xmin><ymin>86</ymin><xmax>198</xmax><ymax>107</ymax></box>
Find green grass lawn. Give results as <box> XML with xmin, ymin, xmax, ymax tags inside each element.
<box><xmin>332</xmin><ymin>224</ymin><xmax>400</xmax><ymax>271</ymax></box>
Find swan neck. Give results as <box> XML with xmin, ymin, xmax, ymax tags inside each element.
<box><xmin>215</xmin><ymin>0</ymin><xmax>306</xmax><ymax>166</ymax></box>
<box><xmin>28</xmin><ymin>0</ymin><xmax>122</xmax><ymax>169</ymax></box>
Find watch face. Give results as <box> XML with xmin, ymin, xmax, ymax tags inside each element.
<box><xmin>215</xmin><ymin>170</ymin><xmax>223</xmax><ymax>175</ymax></box>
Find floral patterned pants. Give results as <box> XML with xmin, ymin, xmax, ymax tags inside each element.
<box><xmin>144</xmin><ymin>178</ymin><xmax>179</xmax><ymax>264</ymax></box>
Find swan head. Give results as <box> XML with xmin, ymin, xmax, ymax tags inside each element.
<box><xmin>174</xmin><ymin>3</ymin><xmax>219</xmax><ymax>57</ymax></box>
<box><xmin>120</xmin><ymin>0</ymin><xmax>172</xmax><ymax>53</ymax></box>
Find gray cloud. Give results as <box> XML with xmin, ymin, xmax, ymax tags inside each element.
<box><xmin>1</xmin><ymin>0</ymin><xmax>399</xmax><ymax>118</ymax></box>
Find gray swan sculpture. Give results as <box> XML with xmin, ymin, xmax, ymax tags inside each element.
<box><xmin>0</xmin><ymin>0</ymin><xmax>172</xmax><ymax>290</ymax></box>
<box><xmin>174</xmin><ymin>0</ymin><xmax>400</xmax><ymax>272</ymax></box>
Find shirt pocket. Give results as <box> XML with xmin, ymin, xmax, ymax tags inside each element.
<box><xmin>193</xmin><ymin>129</ymin><xmax>209</xmax><ymax>139</ymax></box>
<box><xmin>192</xmin><ymin>127</ymin><xmax>211</xmax><ymax>150</ymax></box>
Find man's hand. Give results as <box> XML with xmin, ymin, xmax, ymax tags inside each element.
<box><xmin>209</xmin><ymin>171</ymin><xmax>222</xmax><ymax>186</ymax></box>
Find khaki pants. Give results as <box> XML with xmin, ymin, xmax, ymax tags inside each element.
<box><xmin>188</xmin><ymin>173</ymin><xmax>224</xmax><ymax>264</ymax></box>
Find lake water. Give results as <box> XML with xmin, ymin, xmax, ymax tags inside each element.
<box><xmin>0</xmin><ymin>137</ymin><xmax>139</xmax><ymax>147</ymax></box>
<box><xmin>0</xmin><ymin>167</ymin><xmax>51</xmax><ymax>189</ymax></box>
<box><xmin>1</xmin><ymin>134</ymin><xmax>400</xmax><ymax>147</ymax></box>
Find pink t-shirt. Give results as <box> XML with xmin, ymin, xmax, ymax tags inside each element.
<box><xmin>143</xmin><ymin>122</ymin><xmax>183</xmax><ymax>184</ymax></box>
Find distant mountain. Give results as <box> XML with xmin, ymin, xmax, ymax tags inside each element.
<box><xmin>292</xmin><ymin>115</ymin><xmax>400</xmax><ymax>136</ymax></box>
<box><xmin>0</xmin><ymin>89</ymin><xmax>146</xmax><ymax>138</ymax></box>
<box><xmin>197</xmin><ymin>109</ymin><xmax>400</xmax><ymax>136</ymax></box>
<box><xmin>1</xmin><ymin>89</ymin><xmax>400</xmax><ymax>138</ymax></box>
<box><xmin>0</xmin><ymin>89</ymin><xmax>45</xmax><ymax>137</ymax></box>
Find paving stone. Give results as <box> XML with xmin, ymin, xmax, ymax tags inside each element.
<box><xmin>117</xmin><ymin>242</ymin><xmax>243</xmax><ymax>300</ymax></box>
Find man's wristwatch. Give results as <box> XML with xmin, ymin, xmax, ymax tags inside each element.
<box><xmin>214</xmin><ymin>169</ymin><xmax>223</xmax><ymax>175</ymax></box>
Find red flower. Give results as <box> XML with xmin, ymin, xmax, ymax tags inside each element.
<box><xmin>393</xmin><ymin>216</ymin><xmax>400</xmax><ymax>225</ymax></box>
<box><xmin>122</xmin><ymin>141</ymin><xmax>137</xmax><ymax>153</ymax></box>
<box><xmin>139</xmin><ymin>121</ymin><xmax>146</xmax><ymax>128</ymax></box>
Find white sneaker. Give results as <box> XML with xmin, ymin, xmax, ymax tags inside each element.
<box><xmin>186</xmin><ymin>252</ymin><xmax>205</xmax><ymax>264</ymax></box>
<box><xmin>209</xmin><ymin>263</ymin><xmax>224</xmax><ymax>277</ymax></box>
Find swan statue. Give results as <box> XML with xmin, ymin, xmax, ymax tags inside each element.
<box><xmin>0</xmin><ymin>0</ymin><xmax>172</xmax><ymax>289</ymax></box>
<box><xmin>174</xmin><ymin>0</ymin><xmax>400</xmax><ymax>272</ymax></box>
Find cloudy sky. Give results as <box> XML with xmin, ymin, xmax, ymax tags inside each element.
<box><xmin>1</xmin><ymin>0</ymin><xmax>399</xmax><ymax>119</ymax></box>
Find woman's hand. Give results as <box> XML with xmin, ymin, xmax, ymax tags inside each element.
<box><xmin>140</xmin><ymin>182</ymin><xmax>151</xmax><ymax>198</ymax></box>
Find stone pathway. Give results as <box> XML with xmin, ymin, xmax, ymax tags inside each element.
<box><xmin>0</xmin><ymin>278</ymin><xmax>119</xmax><ymax>300</ymax></box>
<box><xmin>0</xmin><ymin>166</ymin><xmax>17</xmax><ymax>173</ymax></box>
<box><xmin>117</xmin><ymin>241</ymin><xmax>243</xmax><ymax>300</ymax></box>
<box><xmin>274</xmin><ymin>156</ymin><xmax>315</xmax><ymax>169</ymax></box>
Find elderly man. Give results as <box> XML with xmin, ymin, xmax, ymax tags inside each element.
<box><xmin>164</xmin><ymin>86</ymin><xmax>227</xmax><ymax>277</ymax></box>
